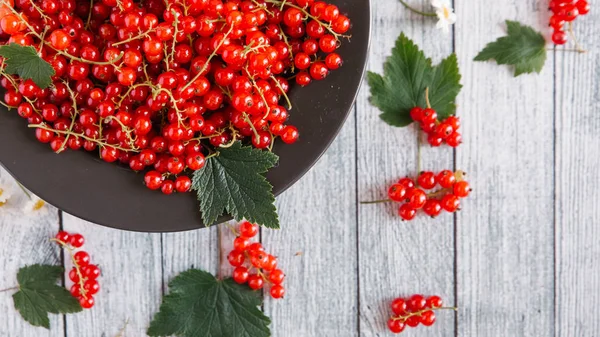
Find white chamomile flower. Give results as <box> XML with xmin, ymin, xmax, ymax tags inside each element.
<box><xmin>0</xmin><ymin>183</ymin><xmax>13</xmax><ymax>206</ymax></box>
<box><xmin>23</xmin><ymin>194</ymin><xmax>48</xmax><ymax>214</ymax></box>
<box><xmin>431</xmin><ymin>0</ymin><xmax>457</xmax><ymax>34</ymax></box>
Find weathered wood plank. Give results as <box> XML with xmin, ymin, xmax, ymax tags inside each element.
<box><xmin>357</xmin><ymin>1</ymin><xmax>456</xmax><ymax>336</ymax></box>
<box><xmin>555</xmin><ymin>10</ymin><xmax>600</xmax><ymax>337</ymax></box>
<box><xmin>455</xmin><ymin>1</ymin><xmax>555</xmax><ymax>335</ymax></box>
<box><xmin>61</xmin><ymin>215</ymin><xmax>162</xmax><ymax>336</ymax></box>
<box><xmin>262</xmin><ymin>110</ymin><xmax>357</xmax><ymax>336</ymax></box>
<box><xmin>0</xmin><ymin>169</ymin><xmax>64</xmax><ymax>337</ymax></box>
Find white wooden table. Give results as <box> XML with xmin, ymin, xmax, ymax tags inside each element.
<box><xmin>1</xmin><ymin>0</ymin><xmax>599</xmax><ymax>336</ymax></box>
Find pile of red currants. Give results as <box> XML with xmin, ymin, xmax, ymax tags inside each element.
<box><xmin>0</xmin><ymin>0</ymin><xmax>350</xmax><ymax>194</ymax></box>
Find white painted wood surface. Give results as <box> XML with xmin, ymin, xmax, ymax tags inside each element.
<box><xmin>1</xmin><ymin>0</ymin><xmax>600</xmax><ymax>336</ymax></box>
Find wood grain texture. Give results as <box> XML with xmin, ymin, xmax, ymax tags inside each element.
<box><xmin>262</xmin><ymin>111</ymin><xmax>358</xmax><ymax>336</ymax></box>
<box><xmin>61</xmin><ymin>214</ymin><xmax>162</xmax><ymax>336</ymax></box>
<box><xmin>0</xmin><ymin>168</ymin><xmax>64</xmax><ymax>337</ymax></box>
<box><xmin>356</xmin><ymin>1</ymin><xmax>456</xmax><ymax>336</ymax></box>
<box><xmin>555</xmin><ymin>10</ymin><xmax>600</xmax><ymax>337</ymax></box>
<box><xmin>455</xmin><ymin>1</ymin><xmax>555</xmax><ymax>336</ymax></box>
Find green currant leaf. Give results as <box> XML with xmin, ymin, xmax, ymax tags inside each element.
<box><xmin>147</xmin><ymin>269</ymin><xmax>271</xmax><ymax>337</ymax></box>
<box><xmin>0</xmin><ymin>43</ymin><xmax>55</xmax><ymax>89</ymax></box>
<box><xmin>367</xmin><ymin>33</ymin><xmax>462</xmax><ymax>126</ymax></box>
<box><xmin>191</xmin><ymin>142</ymin><xmax>279</xmax><ymax>228</ymax></box>
<box><xmin>13</xmin><ymin>264</ymin><xmax>82</xmax><ymax>329</ymax></box>
<box><xmin>474</xmin><ymin>20</ymin><xmax>547</xmax><ymax>76</ymax></box>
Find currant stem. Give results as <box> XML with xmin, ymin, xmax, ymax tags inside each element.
<box><xmin>567</xmin><ymin>22</ymin><xmax>587</xmax><ymax>53</ymax></box>
<box><xmin>360</xmin><ymin>199</ymin><xmax>393</xmax><ymax>204</ymax></box>
<box><xmin>424</xmin><ymin>87</ymin><xmax>432</xmax><ymax>109</ymax></box>
<box><xmin>50</xmin><ymin>238</ymin><xmax>88</xmax><ymax>298</ymax></box>
<box><xmin>392</xmin><ymin>306</ymin><xmax>457</xmax><ymax>321</ymax></box>
<box><xmin>85</xmin><ymin>0</ymin><xmax>94</xmax><ymax>29</ymax></box>
<box><xmin>416</xmin><ymin>125</ymin><xmax>422</xmax><ymax>174</ymax></box>
<box><xmin>0</xmin><ymin>286</ymin><xmax>18</xmax><ymax>293</ymax></box>
<box><xmin>398</xmin><ymin>0</ymin><xmax>437</xmax><ymax>17</ymax></box>
<box><xmin>182</xmin><ymin>26</ymin><xmax>234</xmax><ymax>91</ymax></box>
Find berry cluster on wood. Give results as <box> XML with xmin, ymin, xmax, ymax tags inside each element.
<box><xmin>0</xmin><ymin>0</ymin><xmax>351</xmax><ymax>195</ymax></box>
<box><xmin>388</xmin><ymin>170</ymin><xmax>471</xmax><ymax>220</ymax></box>
<box><xmin>548</xmin><ymin>0</ymin><xmax>590</xmax><ymax>45</ymax></box>
<box><xmin>227</xmin><ymin>221</ymin><xmax>285</xmax><ymax>298</ymax></box>
<box><xmin>410</xmin><ymin>107</ymin><xmax>462</xmax><ymax>148</ymax></box>
<box><xmin>54</xmin><ymin>231</ymin><xmax>100</xmax><ymax>309</ymax></box>
<box><xmin>387</xmin><ymin>295</ymin><xmax>455</xmax><ymax>334</ymax></box>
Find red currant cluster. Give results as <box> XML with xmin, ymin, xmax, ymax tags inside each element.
<box><xmin>387</xmin><ymin>294</ymin><xmax>453</xmax><ymax>334</ymax></box>
<box><xmin>54</xmin><ymin>231</ymin><xmax>100</xmax><ymax>309</ymax></box>
<box><xmin>227</xmin><ymin>221</ymin><xmax>285</xmax><ymax>299</ymax></box>
<box><xmin>548</xmin><ymin>0</ymin><xmax>590</xmax><ymax>45</ymax></box>
<box><xmin>410</xmin><ymin>107</ymin><xmax>461</xmax><ymax>148</ymax></box>
<box><xmin>0</xmin><ymin>0</ymin><xmax>350</xmax><ymax>195</ymax></box>
<box><xmin>388</xmin><ymin>170</ymin><xmax>471</xmax><ymax>220</ymax></box>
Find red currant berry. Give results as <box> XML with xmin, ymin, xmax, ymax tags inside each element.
<box><xmin>247</xmin><ymin>274</ymin><xmax>264</xmax><ymax>290</ymax></box>
<box><xmin>387</xmin><ymin>319</ymin><xmax>405</xmax><ymax>334</ymax></box>
<box><xmin>270</xmin><ymin>284</ymin><xmax>285</xmax><ymax>299</ymax></box>
<box><xmin>82</xmin><ymin>264</ymin><xmax>101</xmax><ymax>279</ymax></box>
<box><xmin>233</xmin><ymin>266</ymin><xmax>249</xmax><ymax>284</ymax></box>
<box><xmin>74</xmin><ymin>251</ymin><xmax>90</xmax><ymax>267</ymax></box>
<box><xmin>79</xmin><ymin>296</ymin><xmax>95</xmax><ymax>309</ymax></box>
<box><xmin>391</xmin><ymin>298</ymin><xmax>407</xmax><ymax>315</ymax></box>
<box><xmin>83</xmin><ymin>279</ymin><xmax>100</xmax><ymax>295</ymax></box>
<box><xmin>387</xmin><ymin>183</ymin><xmax>407</xmax><ymax>201</ymax></box>
<box><xmin>423</xmin><ymin>200</ymin><xmax>442</xmax><ymax>217</ymax></box>
<box><xmin>406</xmin><ymin>188</ymin><xmax>427</xmax><ymax>209</ymax></box>
<box><xmin>426</xmin><ymin>295</ymin><xmax>443</xmax><ymax>308</ymax></box>
<box><xmin>408</xmin><ymin>294</ymin><xmax>426</xmax><ymax>311</ymax></box>
<box><xmin>227</xmin><ymin>250</ymin><xmax>245</xmax><ymax>267</ymax></box>
<box><xmin>440</xmin><ymin>194</ymin><xmax>460</xmax><ymax>212</ymax></box>
<box><xmin>69</xmin><ymin>234</ymin><xmax>85</xmax><ymax>248</ymax></box>
<box><xmin>437</xmin><ymin>170</ymin><xmax>456</xmax><ymax>188</ymax></box>
<box><xmin>233</xmin><ymin>236</ymin><xmax>249</xmax><ymax>251</ymax></box>
<box><xmin>56</xmin><ymin>231</ymin><xmax>70</xmax><ymax>243</ymax></box>
<box><xmin>417</xmin><ymin>171</ymin><xmax>437</xmax><ymax>189</ymax></box>
<box><xmin>398</xmin><ymin>204</ymin><xmax>417</xmax><ymax>221</ymax></box>
<box><xmin>398</xmin><ymin>177</ymin><xmax>415</xmax><ymax>189</ymax></box>
<box><xmin>268</xmin><ymin>269</ymin><xmax>285</xmax><ymax>284</ymax></box>
<box><xmin>420</xmin><ymin>310</ymin><xmax>436</xmax><ymax>326</ymax></box>
<box><xmin>239</xmin><ymin>221</ymin><xmax>259</xmax><ymax>238</ymax></box>
<box><xmin>453</xmin><ymin>181</ymin><xmax>471</xmax><ymax>198</ymax></box>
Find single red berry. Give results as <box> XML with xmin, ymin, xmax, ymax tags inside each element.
<box><xmin>270</xmin><ymin>284</ymin><xmax>285</xmax><ymax>298</ymax></box>
<box><xmin>417</xmin><ymin>171</ymin><xmax>437</xmax><ymax>189</ymax></box>
<box><xmin>410</xmin><ymin>107</ymin><xmax>424</xmax><ymax>121</ymax></box>
<box><xmin>268</xmin><ymin>269</ymin><xmax>285</xmax><ymax>284</ymax></box>
<box><xmin>233</xmin><ymin>236</ymin><xmax>249</xmax><ymax>251</ymax></box>
<box><xmin>423</xmin><ymin>200</ymin><xmax>442</xmax><ymax>217</ymax></box>
<box><xmin>398</xmin><ymin>204</ymin><xmax>417</xmax><ymax>221</ymax></box>
<box><xmin>388</xmin><ymin>183</ymin><xmax>407</xmax><ymax>202</ymax></box>
<box><xmin>83</xmin><ymin>279</ymin><xmax>100</xmax><ymax>295</ymax></box>
<box><xmin>250</xmin><ymin>251</ymin><xmax>269</xmax><ymax>268</ymax></box>
<box><xmin>408</xmin><ymin>294</ymin><xmax>426</xmax><ymax>311</ymax></box>
<box><xmin>56</xmin><ymin>231</ymin><xmax>70</xmax><ymax>243</ymax></box>
<box><xmin>68</xmin><ymin>267</ymin><xmax>80</xmax><ymax>282</ymax></box>
<box><xmin>406</xmin><ymin>188</ymin><xmax>427</xmax><ymax>209</ymax></box>
<box><xmin>453</xmin><ymin>181</ymin><xmax>471</xmax><ymax>198</ymax></box>
<box><xmin>239</xmin><ymin>221</ymin><xmax>259</xmax><ymax>238</ymax></box>
<box><xmin>175</xmin><ymin>176</ymin><xmax>192</xmax><ymax>193</ymax></box>
<box><xmin>420</xmin><ymin>310</ymin><xmax>436</xmax><ymax>326</ymax></box>
<box><xmin>69</xmin><ymin>234</ymin><xmax>85</xmax><ymax>248</ymax></box>
<box><xmin>227</xmin><ymin>250</ymin><xmax>245</xmax><ymax>267</ymax></box>
<box><xmin>70</xmin><ymin>284</ymin><xmax>81</xmax><ymax>297</ymax></box>
<box><xmin>82</xmin><ymin>264</ymin><xmax>101</xmax><ymax>279</ymax></box>
<box><xmin>79</xmin><ymin>295</ymin><xmax>95</xmax><ymax>309</ymax></box>
<box><xmin>421</xmin><ymin>108</ymin><xmax>438</xmax><ymax>124</ymax></box>
<box><xmin>437</xmin><ymin>170</ymin><xmax>456</xmax><ymax>188</ymax></box>
<box><xmin>74</xmin><ymin>251</ymin><xmax>90</xmax><ymax>267</ymax></box>
<box><xmin>441</xmin><ymin>194</ymin><xmax>460</xmax><ymax>212</ymax></box>
<box><xmin>552</xmin><ymin>30</ymin><xmax>568</xmax><ymax>45</ymax></box>
<box><xmin>446</xmin><ymin>132</ymin><xmax>462</xmax><ymax>147</ymax></box>
<box><xmin>391</xmin><ymin>298</ymin><xmax>407</xmax><ymax>315</ymax></box>
<box><xmin>144</xmin><ymin>171</ymin><xmax>164</xmax><ymax>190</ymax></box>
<box><xmin>233</xmin><ymin>266</ymin><xmax>249</xmax><ymax>284</ymax></box>
<box><xmin>398</xmin><ymin>177</ymin><xmax>415</xmax><ymax>189</ymax></box>
<box><xmin>405</xmin><ymin>315</ymin><xmax>421</xmax><ymax>327</ymax></box>
<box><xmin>387</xmin><ymin>319</ymin><xmax>406</xmax><ymax>334</ymax></box>
<box><xmin>263</xmin><ymin>255</ymin><xmax>278</xmax><ymax>271</ymax></box>
<box><xmin>247</xmin><ymin>274</ymin><xmax>264</xmax><ymax>290</ymax></box>
<box><xmin>426</xmin><ymin>295</ymin><xmax>443</xmax><ymax>308</ymax></box>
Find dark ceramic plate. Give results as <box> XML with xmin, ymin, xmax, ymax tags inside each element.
<box><xmin>0</xmin><ymin>0</ymin><xmax>370</xmax><ymax>232</ymax></box>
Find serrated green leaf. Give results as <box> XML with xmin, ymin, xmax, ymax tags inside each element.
<box><xmin>147</xmin><ymin>269</ymin><xmax>271</xmax><ymax>337</ymax></box>
<box><xmin>474</xmin><ymin>20</ymin><xmax>547</xmax><ymax>76</ymax></box>
<box><xmin>0</xmin><ymin>43</ymin><xmax>55</xmax><ymax>88</ymax></box>
<box><xmin>13</xmin><ymin>264</ymin><xmax>82</xmax><ymax>329</ymax></box>
<box><xmin>192</xmin><ymin>142</ymin><xmax>279</xmax><ymax>228</ymax></box>
<box><xmin>368</xmin><ymin>33</ymin><xmax>462</xmax><ymax>127</ymax></box>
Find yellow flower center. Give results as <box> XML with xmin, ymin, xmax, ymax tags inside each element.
<box><xmin>443</xmin><ymin>6</ymin><xmax>450</xmax><ymax>19</ymax></box>
<box><xmin>0</xmin><ymin>188</ymin><xmax>5</xmax><ymax>207</ymax></box>
<box><xmin>32</xmin><ymin>200</ymin><xmax>45</xmax><ymax>211</ymax></box>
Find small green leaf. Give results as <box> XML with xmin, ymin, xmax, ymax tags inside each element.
<box><xmin>367</xmin><ymin>33</ymin><xmax>462</xmax><ymax>126</ymax></box>
<box><xmin>147</xmin><ymin>269</ymin><xmax>271</xmax><ymax>337</ymax></box>
<box><xmin>474</xmin><ymin>20</ymin><xmax>547</xmax><ymax>76</ymax></box>
<box><xmin>13</xmin><ymin>264</ymin><xmax>82</xmax><ymax>329</ymax></box>
<box><xmin>192</xmin><ymin>142</ymin><xmax>279</xmax><ymax>228</ymax></box>
<box><xmin>0</xmin><ymin>43</ymin><xmax>55</xmax><ymax>88</ymax></box>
